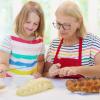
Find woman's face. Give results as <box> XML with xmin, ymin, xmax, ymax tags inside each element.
<box><xmin>55</xmin><ymin>15</ymin><xmax>80</xmax><ymax>39</ymax></box>
<box><xmin>23</xmin><ymin>12</ymin><xmax>40</xmax><ymax>37</ymax></box>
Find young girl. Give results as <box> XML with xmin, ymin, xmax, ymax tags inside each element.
<box><xmin>0</xmin><ymin>1</ymin><xmax>45</xmax><ymax>78</ymax></box>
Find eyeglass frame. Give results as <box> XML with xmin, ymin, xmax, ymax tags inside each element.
<box><xmin>53</xmin><ymin>22</ymin><xmax>72</xmax><ymax>30</ymax></box>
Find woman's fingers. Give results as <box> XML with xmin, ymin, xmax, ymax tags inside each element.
<box><xmin>58</xmin><ymin>68</ymin><xmax>68</xmax><ymax>77</ymax></box>
<box><xmin>49</xmin><ymin>64</ymin><xmax>78</xmax><ymax>77</ymax></box>
<box><xmin>58</xmin><ymin>67</ymin><xmax>78</xmax><ymax>77</ymax></box>
<box><xmin>49</xmin><ymin>69</ymin><xmax>59</xmax><ymax>77</ymax></box>
<box><xmin>48</xmin><ymin>63</ymin><xmax>61</xmax><ymax>77</ymax></box>
<box><xmin>56</xmin><ymin>63</ymin><xmax>61</xmax><ymax>68</ymax></box>
<box><xmin>67</xmin><ymin>69</ymin><xmax>77</xmax><ymax>76</ymax></box>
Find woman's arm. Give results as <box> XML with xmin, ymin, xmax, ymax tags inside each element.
<box><xmin>77</xmin><ymin>65</ymin><xmax>100</xmax><ymax>78</ymax></box>
<box><xmin>59</xmin><ymin>52</ymin><xmax>100</xmax><ymax>78</ymax></box>
<box><xmin>78</xmin><ymin>52</ymin><xmax>100</xmax><ymax>78</ymax></box>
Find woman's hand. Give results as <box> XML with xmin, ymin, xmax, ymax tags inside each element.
<box><xmin>48</xmin><ymin>63</ymin><xmax>61</xmax><ymax>78</ymax></box>
<box><xmin>58</xmin><ymin>67</ymin><xmax>79</xmax><ymax>77</ymax></box>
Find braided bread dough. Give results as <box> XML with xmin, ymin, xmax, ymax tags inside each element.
<box><xmin>16</xmin><ymin>78</ymin><xmax>53</xmax><ymax>96</ymax></box>
<box><xmin>66</xmin><ymin>78</ymin><xmax>100</xmax><ymax>93</ymax></box>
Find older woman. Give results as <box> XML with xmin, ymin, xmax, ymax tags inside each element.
<box><xmin>44</xmin><ymin>1</ymin><xmax>100</xmax><ymax>78</ymax></box>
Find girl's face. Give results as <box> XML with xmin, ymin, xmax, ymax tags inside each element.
<box><xmin>55</xmin><ymin>15</ymin><xmax>80</xmax><ymax>39</ymax></box>
<box><xmin>23</xmin><ymin>12</ymin><xmax>40</xmax><ymax>37</ymax></box>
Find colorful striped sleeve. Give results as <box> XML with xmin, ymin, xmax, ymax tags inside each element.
<box><xmin>36</xmin><ymin>37</ymin><xmax>45</xmax><ymax>55</ymax></box>
<box><xmin>90</xmin><ymin>34</ymin><xmax>100</xmax><ymax>58</ymax></box>
<box><xmin>0</xmin><ymin>35</ymin><xmax>12</xmax><ymax>54</ymax></box>
<box><xmin>46</xmin><ymin>40</ymin><xmax>57</xmax><ymax>63</ymax></box>
<box><xmin>39</xmin><ymin>42</ymin><xmax>45</xmax><ymax>55</ymax></box>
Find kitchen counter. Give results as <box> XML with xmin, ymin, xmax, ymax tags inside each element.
<box><xmin>0</xmin><ymin>77</ymin><xmax>100</xmax><ymax>100</ymax></box>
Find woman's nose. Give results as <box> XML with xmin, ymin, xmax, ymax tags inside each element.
<box><xmin>59</xmin><ymin>26</ymin><xmax>65</xmax><ymax>32</ymax></box>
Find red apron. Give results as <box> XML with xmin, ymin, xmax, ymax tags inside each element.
<box><xmin>53</xmin><ymin>38</ymin><xmax>84</xmax><ymax>79</ymax></box>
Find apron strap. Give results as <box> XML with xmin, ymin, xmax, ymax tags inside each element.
<box><xmin>54</xmin><ymin>37</ymin><xmax>83</xmax><ymax>66</ymax></box>
<box><xmin>78</xmin><ymin>37</ymin><xmax>82</xmax><ymax>65</ymax></box>
<box><xmin>54</xmin><ymin>39</ymin><xmax>63</xmax><ymax>61</ymax></box>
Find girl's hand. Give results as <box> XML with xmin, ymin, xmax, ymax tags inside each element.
<box><xmin>48</xmin><ymin>63</ymin><xmax>61</xmax><ymax>78</ymax></box>
<box><xmin>33</xmin><ymin>72</ymin><xmax>42</xmax><ymax>79</ymax></box>
<box><xmin>0</xmin><ymin>64</ymin><xmax>7</xmax><ymax>78</ymax></box>
<box><xmin>0</xmin><ymin>71</ymin><xmax>6</xmax><ymax>78</ymax></box>
<box><xmin>58</xmin><ymin>67</ymin><xmax>79</xmax><ymax>77</ymax></box>
<box><xmin>0</xmin><ymin>64</ymin><xmax>7</xmax><ymax>71</ymax></box>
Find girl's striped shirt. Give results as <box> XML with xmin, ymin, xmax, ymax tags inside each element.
<box><xmin>0</xmin><ymin>33</ymin><xmax>45</xmax><ymax>75</ymax></box>
<box><xmin>46</xmin><ymin>33</ymin><xmax>100</xmax><ymax>66</ymax></box>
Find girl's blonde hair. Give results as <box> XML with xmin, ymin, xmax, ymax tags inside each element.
<box><xmin>55</xmin><ymin>1</ymin><xmax>86</xmax><ymax>38</ymax></box>
<box><xmin>15</xmin><ymin>1</ymin><xmax>45</xmax><ymax>37</ymax></box>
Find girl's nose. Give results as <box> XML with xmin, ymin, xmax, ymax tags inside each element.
<box><xmin>29</xmin><ymin>24</ymin><xmax>34</xmax><ymax>28</ymax></box>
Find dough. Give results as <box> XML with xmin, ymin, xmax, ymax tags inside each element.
<box><xmin>66</xmin><ymin>78</ymin><xmax>100</xmax><ymax>93</ymax></box>
<box><xmin>0</xmin><ymin>81</ymin><xmax>5</xmax><ymax>89</ymax></box>
<box><xmin>16</xmin><ymin>77</ymin><xmax>53</xmax><ymax>96</ymax></box>
<box><xmin>0</xmin><ymin>73</ymin><xmax>5</xmax><ymax>78</ymax></box>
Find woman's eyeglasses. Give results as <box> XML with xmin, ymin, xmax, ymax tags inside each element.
<box><xmin>53</xmin><ymin>22</ymin><xmax>71</xmax><ymax>30</ymax></box>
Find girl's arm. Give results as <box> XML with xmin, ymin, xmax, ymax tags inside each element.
<box><xmin>37</xmin><ymin>54</ymin><xmax>45</xmax><ymax>75</ymax></box>
<box><xmin>0</xmin><ymin>51</ymin><xmax>10</xmax><ymax>74</ymax></box>
<box><xmin>0</xmin><ymin>35</ymin><xmax>11</xmax><ymax>71</ymax></box>
<box><xmin>43</xmin><ymin>61</ymin><xmax>52</xmax><ymax>77</ymax></box>
<box><xmin>32</xmin><ymin>55</ymin><xmax>44</xmax><ymax>78</ymax></box>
